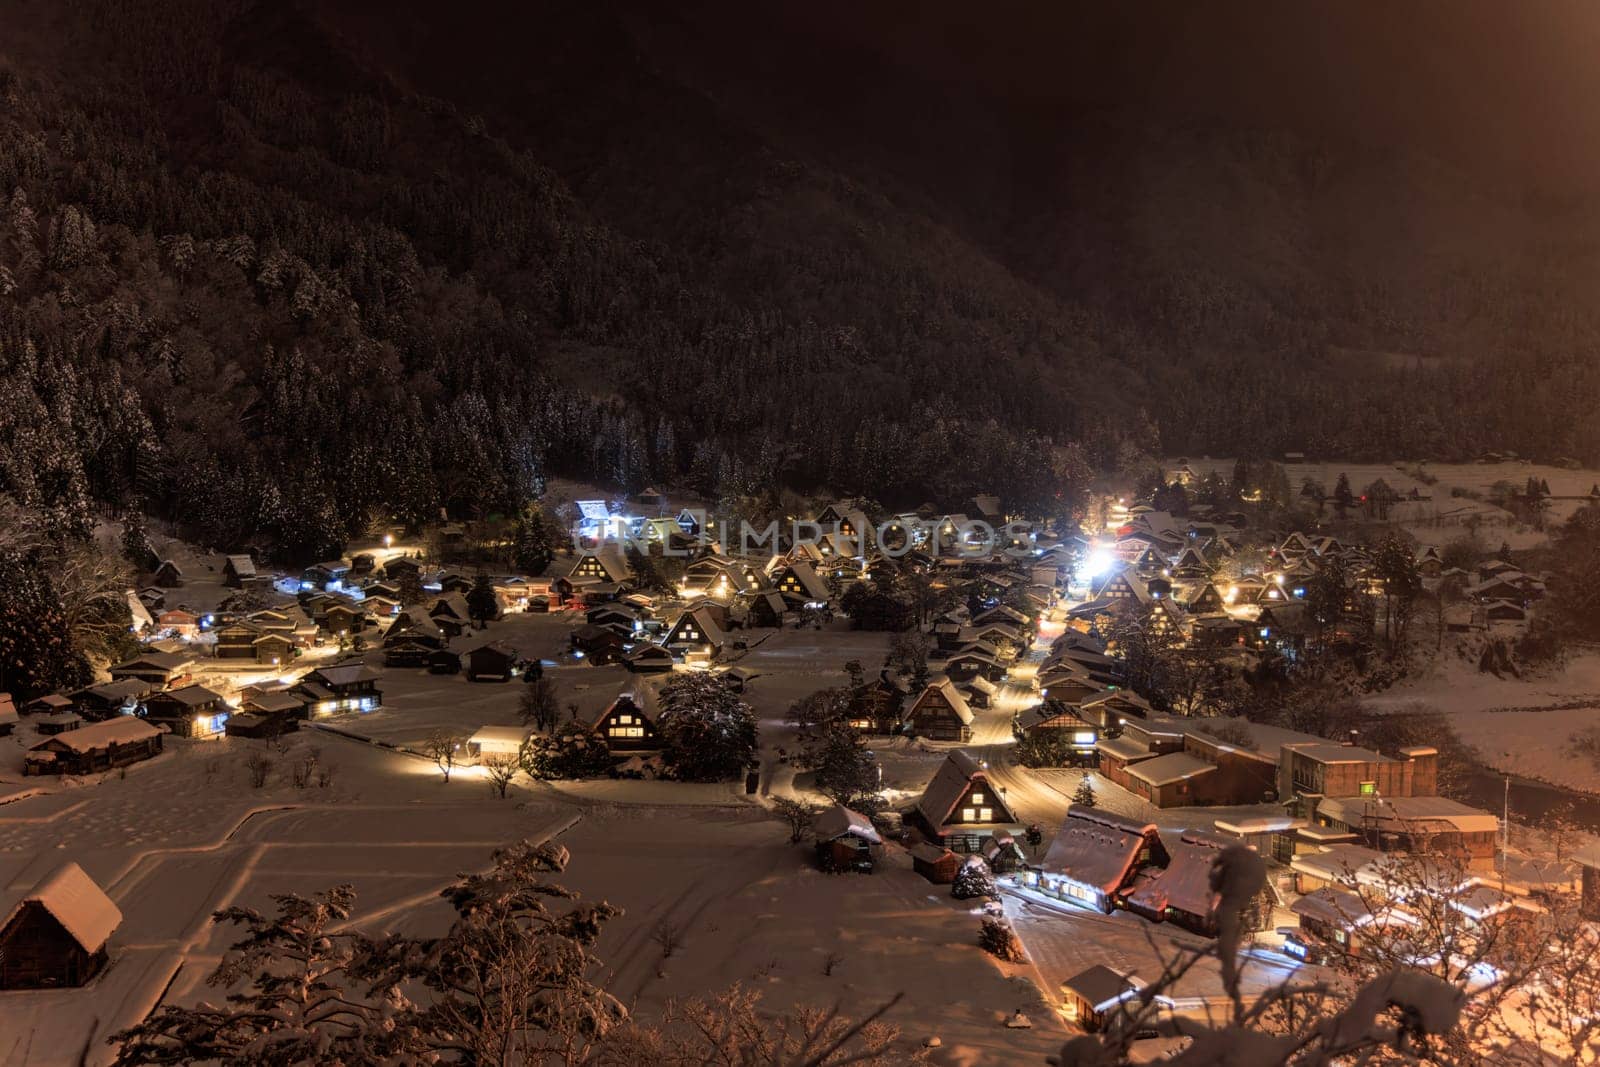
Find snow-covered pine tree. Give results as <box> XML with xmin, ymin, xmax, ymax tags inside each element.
<box><xmin>951</xmin><ymin>856</ymin><xmax>997</xmax><ymax>900</ymax></box>
<box><xmin>656</xmin><ymin>672</ymin><xmax>758</xmax><ymax>782</ymax></box>
<box><xmin>1071</xmin><ymin>776</ymin><xmax>1097</xmax><ymax>808</ymax></box>
<box><xmin>978</xmin><ymin>917</ymin><xmax>1027</xmax><ymax>963</ymax></box>
<box><xmin>111</xmin><ymin>841</ymin><xmax>624</xmax><ymax>1065</ymax></box>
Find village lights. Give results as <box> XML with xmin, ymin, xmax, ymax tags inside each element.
<box><xmin>1082</xmin><ymin>546</ymin><xmax>1116</xmax><ymax>580</ymax></box>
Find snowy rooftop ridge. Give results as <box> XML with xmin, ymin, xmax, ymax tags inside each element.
<box><xmin>3</xmin><ymin>862</ymin><xmax>122</xmax><ymax>954</ymax></box>
<box><xmin>32</xmin><ymin>716</ymin><xmax>162</xmax><ymax>755</ymax></box>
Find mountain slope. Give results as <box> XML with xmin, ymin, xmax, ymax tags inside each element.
<box><xmin>0</xmin><ymin>0</ymin><xmax>1595</xmax><ymax>560</ymax></box>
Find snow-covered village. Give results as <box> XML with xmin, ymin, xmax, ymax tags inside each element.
<box><xmin>6</xmin><ymin>3</ymin><xmax>1600</xmax><ymax>1065</ymax></box>
<box><xmin>5</xmin><ymin>457</ymin><xmax>1600</xmax><ymax>1065</ymax></box>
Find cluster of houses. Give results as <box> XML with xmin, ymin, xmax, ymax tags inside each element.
<box><xmin>887</xmin><ymin>742</ymin><xmax>1541</xmax><ymax>1033</ymax></box>
<box><xmin>1061</xmin><ymin>506</ymin><xmax>1549</xmax><ymax>667</ymax></box>
<box><xmin>1435</xmin><ymin>554</ymin><xmax>1547</xmax><ymax>631</ymax></box>
<box><xmin>7</xmin><ymin>652</ymin><xmax>382</xmax><ymax>775</ymax></box>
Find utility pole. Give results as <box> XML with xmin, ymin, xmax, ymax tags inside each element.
<box><xmin>1501</xmin><ymin>776</ymin><xmax>1511</xmax><ymax>873</ymax></box>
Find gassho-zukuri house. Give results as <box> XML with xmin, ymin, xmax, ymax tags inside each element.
<box><xmin>911</xmin><ymin>751</ymin><xmax>1019</xmax><ymax>852</ymax></box>
<box><xmin>1030</xmin><ymin>806</ymin><xmax>1168</xmax><ymax>913</ymax></box>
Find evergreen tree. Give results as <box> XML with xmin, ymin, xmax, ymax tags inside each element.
<box><xmin>978</xmin><ymin>917</ymin><xmax>1027</xmax><ymax>962</ymax></box>
<box><xmin>120</xmin><ymin>509</ymin><xmax>153</xmax><ymax>570</ymax></box>
<box><xmin>951</xmin><ymin>857</ymin><xmax>997</xmax><ymax>900</ymax></box>
<box><xmin>0</xmin><ymin>548</ymin><xmax>91</xmax><ymax>699</ymax></box>
<box><xmin>1550</xmin><ymin>505</ymin><xmax>1600</xmax><ymax>640</ymax></box>
<box><xmin>466</xmin><ymin>573</ymin><xmax>498</xmax><ymax>629</ymax></box>
<box><xmin>1071</xmin><ymin>776</ymin><xmax>1098</xmax><ymax>808</ymax></box>
<box><xmin>518</xmin><ymin>725</ymin><xmax>615</xmax><ymax>780</ymax></box>
<box><xmin>624</xmin><ymin>544</ymin><xmax>668</xmax><ymax>593</ymax></box>
<box><xmin>395</xmin><ymin>566</ymin><xmax>425</xmax><ymax>606</ymax></box>
<box><xmin>656</xmin><ymin>673</ymin><xmax>758</xmax><ymax>782</ymax></box>
<box><xmin>798</xmin><ymin>717</ymin><xmax>880</xmax><ymax>809</ymax></box>
<box><xmin>1373</xmin><ymin>534</ymin><xmax>1422</xmax><ymax>652</ymax></box>
<box><xmin>513</xmin><ymin>507</ymin><xmax>555</xmax><ymax>576</ymax></box>
<box><xmin>1333</xmin><ymin>473</ymin><xmax>1355</xmax><ymax>517</ymax></box>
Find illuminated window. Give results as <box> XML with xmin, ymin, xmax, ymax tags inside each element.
<box><xmin>970</xmin><ymin>792</ymin><xmax>985</xmax><ymax>805</ymax></box>
<box><xmin>1360</xmin><ymin>781</ymin><xmax>1376</xmax><ymax>796</ymax></box>
<box><xmin>961</xmin><ymin>807</ymin><xmax>976</xmax><ymax>822</ymax></box>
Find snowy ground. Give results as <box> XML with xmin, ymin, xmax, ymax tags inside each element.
<box><xmin>1182</xmin><ymin>457</ymin><xmax>1599</xmax><ymax>546</ymax></box>
<box><xmin>16</xmin><ymin>567</ymin><xmax>1486</xmax><ymax>1062</ymax></box>
<box><xmin>0</xmin><ymin>728</ymin><xmax>1066</xmax><ymax>1066</ymax></box>
<box><xmin>1365</xmin><ymin>651</ymin><xmax>1600</xmax><ymax>794</ymax></box>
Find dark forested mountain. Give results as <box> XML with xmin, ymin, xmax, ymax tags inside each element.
<box><xmin>0</xmin><ymin>0</ymin><xmax>1597</xmax><ymax>556</ymax></box>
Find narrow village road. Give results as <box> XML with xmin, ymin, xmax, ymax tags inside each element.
<box><xmin>959</xmin><ymin>629</ymin><xmax>1077</xmax><ymax>832</ymax></box>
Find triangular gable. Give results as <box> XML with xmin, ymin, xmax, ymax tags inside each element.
<box><xmin>2</xmin><ymin>862</ymin><xmax>121</xmax><ymax>955</ymax></box>
<box><xmin>915</xmin><ymin>751</ymin><xmax>1015</xmax><ymax>828</ymax></box>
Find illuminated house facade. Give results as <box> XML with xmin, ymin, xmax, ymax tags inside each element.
<box><xmin>591</xmin><ymin>694</ymin><xmax>659</xmax><ymax>753</ymax></box>
<box><xmin>661</xmin><ymin>606</ymin><xmax>727</xmax><ymax>658</ymax></box>
<box><xmin>769</xmin><ymin>560</ymin><xmax>830</xmax><ymax>602</ymax></box>
<box><xmin>295</xmin><ymin>662</ymin><xmax>382</xmax><ymax>715</ymax></box>
<box><xmin>1015</xmin><ymin>700</ymin><xmax>1099</xmax><ymax>764</ymax></box>
<box><xmin>1037</xmin><ymin>806</ymin><xmax>1168</xmax><ymax>914</ymax></box>
<box><xmin>570</xmin><ymin>546</ymin><xmax>631</xmax><ymax>584</ymax></box>
<box><xmin>143</xmin><ymin>684</ymin><xmax>230</xmax><ymax>737</ymax></box>
<box><xmin>913</xmin><ymin>751</ymin><xmax>1019</xmax><ymax>851</ymax></box>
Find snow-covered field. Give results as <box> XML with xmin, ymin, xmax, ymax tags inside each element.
<box><xmin>0</xmin><ymin>615</ymin><xmax>1090</xmax><ymax>1066</ymax></box>
<box><xmin>1182</xmin><ymin>457</ymin><xmax>1600</xmax><ymax>547</ymax></box>
<box><xmin>1366</xmin><ymin>652</ymin><xmax>1600</xmax><ymax>794</ymax></box>
<box><xmin>0</xmin><ymin>726</ymin><xmax>1072</xmax><ymax>1065</ymax></box>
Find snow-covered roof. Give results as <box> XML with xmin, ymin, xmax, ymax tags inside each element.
<box><xmin>665</xmin><ymin>605</ymin><xmax>728</xmax><ymax>648</ymax></box>
<box><xmin>813</xmin><ymin>805</ymin><xmax>881</xmax><ymax>844</ymax></box>
<box><xmin>1126</xmin><ymin>830</ymin><xmax>1229</xmax><ymax>918</ymax></box>
<box><xmin>1061</xmin><ymin>964</ymin><xmax>1142</xmax><ymax>1013</ymax></box>
<box><xmin>915</xmin><ymin>751</ymin><xmax>989</xmax><ymax>828</ymax></box>
<box><xmin>149</xmin><ymin>684</ymin><xmax>224</xmax><ymax>708</ymax></box>
<box><xmin>242</xmin><ymin>691</ymin><xmax>309</xmax><ymax>714</ymax></box>
<box><xmin>911</xmin><ymin>679</ymin><xmax>973</xmax><ymax>726</ymax></box>
<box><xmin>1124</xmin><ymin>752</ymin><xmax>1218</xmax><ymax>788</ymax></box>
<box><xmin>1317</xmin><ymin>795</ymin><xmax>1499</xmax><ymax>835</ymax></box>
<box><xmin>570</xmin><ymin>545</ymin><xmax>631</xmax><ymax>583</ymax></box>
<box><xmin>1281</xmin><ymin>740</ymin><xmax>1393</xmax><ymax>766</ymax></box>
<box><xmin>3</xmin><ymin>862</ymin><xmax>122</xmax><ymax>953</ymax></box>
<box><xmin>1041</xmin><ymin>806</ymin><xmax>1163</xmax><ymax>895</ymax></box>
<box><xmin>32</xmin><ymin>717</ymin><xmax>161</xmax><ymax>755</ymax></box>
<box><xmin>110</xmin><ymin>652</ymin><xmax>193</xmax><ymax>673</ymax></box>
<box><xmin>307</xmin><ymin>661</ymin><xmax>381</xmax><ymax>687</ymax></box>
<box><xmin>1095</xmin><ymin>735</ymin><xmax>1155</xmax><ymax>762</ymax></box>
<box><xmin>468</xmin><ymin>725</ymin><xmax>533</xmax><ymax>747</ymax></box>
<box><xmin>592</xmin><ymin>693</ymin><xmax>656</xmax><ymax>730</ymax></box>
<box><xmin>774</xmin><ymin>559</ymin><xmax>830</xmax><ymax>601</ymax></box>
